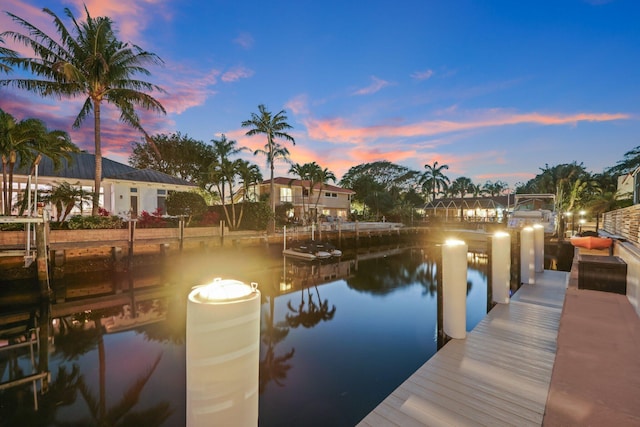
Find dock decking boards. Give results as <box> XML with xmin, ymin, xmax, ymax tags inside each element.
<box><xmin>358</xmin><ymin>269</ymin><xmax>568</xmax><ymax>427</ymax></box>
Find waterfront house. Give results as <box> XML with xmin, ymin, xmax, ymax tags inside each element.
<box><xmin>616</xmin><ymin>166</ymin><xmax>640</xmax><ymax>204</ymax></box>
<box><xmin>250</xmin><ymin>177</ymin><xmax>355</xmax><ymax>223</ymax></box>
<box><xmin>9</xmin><ymin>152</ymin><xmax>196</xmax><ymax>218</ymax></box>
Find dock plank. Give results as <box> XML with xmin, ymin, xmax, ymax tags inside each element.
<box><xmin>357</xmin><ymin>270</ymin><xmax>568</xmax><ymax>426</ymax></box>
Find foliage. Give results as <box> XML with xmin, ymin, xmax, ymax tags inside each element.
<box><xmin>237</xmin><ymin>201</ymin><xmax>272</xmax><ymax>230</ymax></box>
<box><xmin>205</xmin><ymin>135</ymin><xmax>252</xmax><ymax>230</ymax></box>
<box><xmin>41</xmin><ymin>181</ymin><xmax>92</xmax><ymax>221</ymax></box>
<box><xmin>137</xmin><ymin>208</ymin><xmax>176</xmax><ymax>228</ymax></box>
<box><xmin>339</xmin><ymin>161</ymin><xmax>422</xmax><ymax>195</ymax></box>
<box><xmin>421</xmin><ymin>161</ymin><xmax>450</xmax><ymax>201</ymax></box>
<box><xmin>606</xmin><ymin>145</ymin><xmax>640</xmax><ymax>176</ymax></box>
<box><xmin>129</xmin><ymin>132</ymin><xmax>213</xmax><ymax>185</ymax></box>
<box><xmin>242</xmin><ymin>104</ymin><xmax>295</xmax><ymax>234</ymax></box>
<box><xmin>165</xmin><ymin>191</ymin><xmax>207</xmax><ymax>225</ymax></box>
<box><xmin>2</xmin><ymin>6</ymin><xmax>165</xmax><ymax>215</ymax></box>
<box><xmin>515</xmin><ymin>162</ymin><xmax>591</xmax><ymax>212</ymax></box>
<box><xmin>193</xmin><ymin>210</ymin><xmax>220</xmax><ymax>227</ymax></box>
<box><xmin>0</xmin><ymin>109</ymin><xmax>77</xmax><ymax>215</ymax></box>
<box><xmin>67</xmin><ymin>215</ymin><xmax>124</xmax><ymax>229</ymax></box>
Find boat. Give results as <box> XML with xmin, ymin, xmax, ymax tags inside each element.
<box><xmin>570</xmin><ymin>236</ymin><xmax>612</xmax><ymax>250</ymax></box>
<box><xmin>312</xmin><ymin>240</ymin><xmax>342</xmax><ymax>258</ymax></box>
<box><xmin>507</xmin><ymin>194</ymin><xmax>557</xmax><ymax>235</ymax></box>
<box><xmin>283</xmin><ymin>240</ymin><xmax>332</xmax><ymax>261</ymax></box>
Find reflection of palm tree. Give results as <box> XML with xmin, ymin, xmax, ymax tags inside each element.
<box><xmin>285</xmin><ymin>285</ymin><xmax>336</xmax><ymax>328</ymax></box>
<box><xmin>53</xmin><ymin>309</ymin><xmax>172</xmax><ymax>425</ymax></box>
<box><xmin>259</xmin><ymin>296</ymin><xmax>295</xmax><ymax>393</ymax></box>
<box><xmin>77</xmin><ymin>353</ymin><xmax>172</xmax><ymax>426</ymax></box>
<box><xmin>0</xmin><ymin>365</ymin><xmax>82</xmax><ymax>426</ymax></box>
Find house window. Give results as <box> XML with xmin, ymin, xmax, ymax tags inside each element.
<box><xmin>280</xmin><ymin>187</ymin><xmax>292</xmax><ymax>203</ymax></box>
<box><xmin>157</xmin><ymin>189</ymin><xmax>167</xmax><ymax>214</ymax></box>
<box><xmin>324</xmin><ymin>192</ymin><xmax>338</xmax><ymax>198</ymax></box>
<box><xmin>130</xmin><ymin>187</ymin><xmax>138</xmax><ymax>193</ymax></box>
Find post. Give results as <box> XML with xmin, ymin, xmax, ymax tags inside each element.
<box><xmin>35</xmin><ymin>221</ymin><xmax>50</xmax><ymax>297</ymax></box>
<box><xmin>442</xmin><ymin>239</ymin><xmax>468</xmax><ymax>339</ymax></box>
<box><xmin>187</xmin><ymin>279</ymin><xmax>260</xmax><ymax>427</ymax></box>
<box><xmin>533</xmin><ymin>224</ymin><xmax>544</xmax><ymax>273</ymax></box>
<box><xmin>128</xmin><ymin>220</ymin><xmax>136</xmax><ymax>270</ymax></box>
<box><xmin>520</xmin><ymin>227</ymin><xmax>535</xmax><ymax>285</ymax></box>
<box><xmin>492</xmin><ymin>231</ymin><xmax>511</xmax><ymax>304</ymax></box>
<box><xmin>179</xmin><ymin>217</ymin><xmax>185</xmax><ymax>251</ymax></box>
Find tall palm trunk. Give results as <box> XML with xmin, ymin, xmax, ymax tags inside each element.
<box><xmin>7</xmin><ymin>151</ymin><xmax>16</xmax><ymax>215</ymax></box>
<box><xmin>269</xmin><ymin>162</ymin><xmax>275</xmax><ymax>234</ymax></box>
<box><xmin>93</xmin><ymin>100</ymin><xmax>102</xmax><ymax>216</ymax></box>
<box><xmin>1</xmin><ymin>156</ymin><xmax>7</xmax><ymax>215</ymax></box>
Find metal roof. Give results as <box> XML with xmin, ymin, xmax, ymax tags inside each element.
<box><xmin>14</xmin><ymin>152</ymin><xmax>195</xmax><ymax>187</ymax></box>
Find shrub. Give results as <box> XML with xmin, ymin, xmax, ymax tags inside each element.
<box><xmin>137</xmin><ymin>208</ymin><xmax>177</xmax><ymax>228</ymax></box>
<box><xmin>67</xmin><ymin>215</ymin><xmax>125</xmax><ymax>229</ymax></box>
<box><xmin>193</xmin><ymin>210</ymin><xmax>220</xmax><ymax>227</ymax></box>
<box><xmin>166</xmin><ymin>191</ymin><xmax>207</xmax><ymax>226</ymax></box>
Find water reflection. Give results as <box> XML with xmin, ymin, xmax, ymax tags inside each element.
<box><xmin>1</xmin><ymin>243</ymin><xmax>490</xmax><ymax>427</ymax></box>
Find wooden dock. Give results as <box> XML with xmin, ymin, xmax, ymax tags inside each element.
<box><xmin>358</xmin><ymin>269</ymin><xmax>568</xmax><ymax>427</ymax></box>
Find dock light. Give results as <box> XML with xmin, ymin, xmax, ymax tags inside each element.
<box><xmin>491</xmin><ymin>232</ymin><xmax>511</xmax><ymax>304</ymax></box>
<box><xmin>520</xmin><ymin>227</ymin><xmax>535</xmax><ymax>284</ymax></box>
<box><xmin>186</xmin><ymin>278</ymin><xmax>260</xmax><ymax>427</ymax></box>
<box><xmin>442</xmin><ymin>239</ymin><xmax>468</xmax><ymax>339</ymax></box>
<box><xmin>533</xmin><ymin>224</ymin><xmax>544</xmax><ymax>273</ymax></box>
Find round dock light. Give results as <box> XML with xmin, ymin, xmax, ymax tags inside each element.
<box><xmin>186</xmin><ymin>278</ymin><xmax>260</xmax><ymax>427</ymax></box>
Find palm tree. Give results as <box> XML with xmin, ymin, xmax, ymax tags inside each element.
<box><xmin>309</xmin><ymin>163</ymin><xmax>336</xmax><ymax>222</ymax></box>
<box><xmin>288</xmin><ymin>162</ymin><xmax>313</xmax><ymax>223</ymax></box>
<box><xmin>421</xmin><ymin>161</ymin><xmax>450</xmax><ymax>201</ymax></box>
<box><xmin>208</xmin><ymin>135</ymin><xmax>247</xmax><ymax>229</ymax></box>
<box><xmin>0</xmin><ymin>109</ymin><xmax>77</xmax><ymax>215</ymax></box>
<box><xmin>41</xmin><ymin>181</ymin><xmax>92</xmax><ymax>221</ymax></box>
<box><xmin>236</xmin><ymin>159</ymin><xmax>262</xmax><ymax>227</ymax></box>
<box><xmin>242</xmin><ymin>104</ymin><xmax>295</xmax><ymax>233</ymax></box>
<box><xmin>2</xmin><ymin>7</ymin><xmax>165</xmax><ymax>215</ymax></box>
<box><xmin>0</xmin><ymin>35</ymin><xmax>17</xmax><ymax>73</ymax></box>
<box><xmin>482</xmin><ymin>180</ymin><xmax>508</xmax><ymax>197</ymax></box>
<box><xmin>451</xmin><ymin>176</ymin><xmax>473</xmax><ymax>198</ymax></box>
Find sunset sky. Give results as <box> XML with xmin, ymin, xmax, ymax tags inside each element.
<box><xmin>1</xmin><ymin>0</ymin><xmax>638</xmax><ymax>188</ymax></box>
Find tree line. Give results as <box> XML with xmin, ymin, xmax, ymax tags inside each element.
<box><xmin>2</xmin><ymin>7</ymin><xmax>639</xmax><ymax>230</ymax></box>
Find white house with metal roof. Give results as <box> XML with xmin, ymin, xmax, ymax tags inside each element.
<box><xmin>10</xmin><ymin>152</ymin><xmax>196</xmax><ymax>218</ymax></box>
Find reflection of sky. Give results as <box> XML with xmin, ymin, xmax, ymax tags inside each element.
<box><xmin>50</xmin><ymin>331</ymin><xmax>186</xmax><ymax>426</ymax></box>
<box><xmin>259</xmin><ymin>257</ymin><xmax>488</xmax><ymax>427</ymax></box>
<box><xmin>12</xmin><ymin>248</ymin><xmax>488</xmax><ymax>426</ymax></box>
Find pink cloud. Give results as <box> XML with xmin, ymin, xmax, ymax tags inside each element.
<box><xmin>285</xmin><ymin>94</ymin><xmax>310</xmax><ymax>116</ymax></box>
<box><xmin>221</xmin><ymin>66</ymin><xmax>254</xmax><ymax>83</ymax></box>
<box><xmin>65</xmin><ymin>0</ymin><xmax>172</xmax><ymax>42</ymax></box>
<box><xmin>353</xmin><ymin>76</ymin><xmax>392</xmax><ymax>96</ymax></box>
<box><xmin>305</xmin><ymin>110</ymin><xmax>630</xmax><ymax>144</ymax></box>
<box><xmin>156</xmin><ymin>65</ymin><xmax>220</xmax><ymax>114</ymax></box>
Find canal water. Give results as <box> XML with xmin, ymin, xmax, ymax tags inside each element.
<box><xmin>0</xmin><ymin>243</ymin><xmax>490</xmax><ymax>427</ymax></box>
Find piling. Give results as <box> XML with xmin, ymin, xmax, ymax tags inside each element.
<box><xmin>35</xmin><ymin>222</ymin><xmax>50</xmax><ymax>297</ymax></box>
